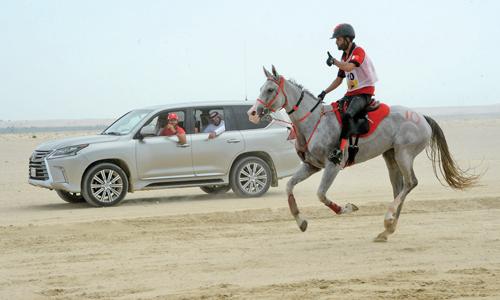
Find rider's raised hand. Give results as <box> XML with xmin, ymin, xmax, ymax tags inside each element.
<box><xmin>326</xmin><ymin>51</ymin><xmax>335</xmax><ymax>67</ymax></box>
<box><xmin>317</xmin><ymin>90</ymin><xmax>326</xmax><ymax>100</ymax></box>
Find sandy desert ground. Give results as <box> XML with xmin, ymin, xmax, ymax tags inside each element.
<box><xmin>1</xmin><ymin>115</ymin><xmax>500</xmax><ymax>299</ymax></box>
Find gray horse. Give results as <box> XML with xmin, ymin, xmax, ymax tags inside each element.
<box><xmin>248</xmin><ymin>66</ymin><xmax>478</xmax><ymax>242</ymax></box>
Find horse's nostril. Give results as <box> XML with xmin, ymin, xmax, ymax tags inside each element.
<box><xmin>251</xmin><ymin>111</ymin><xmax>257</xmax><ymax>116</ymax></box>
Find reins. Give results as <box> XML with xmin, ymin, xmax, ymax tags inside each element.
<box><xmin>300</xmin><ymin>105</ymin><xmax>337</xmax><ymax>150</ymax></box>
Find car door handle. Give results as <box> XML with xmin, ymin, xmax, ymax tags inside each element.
<box><xmin>177</xmin><ymin>143</ymin><xmax>190</xmax><ymax>148</ymax></box>
<box><xmin>226</xmin><ymin>139</ymin><xmax>241</xmax><ymax>143</ymax></box>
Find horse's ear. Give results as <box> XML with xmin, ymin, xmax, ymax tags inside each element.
<box><xmin>271</xmin><ymin>65</ymin><xmax>279</xmax><ymax>78</ymax></box>
<box><xmin>263</xmin><ymin>66</ymin><xmax>272</xmax><ymax>78</ymax></box>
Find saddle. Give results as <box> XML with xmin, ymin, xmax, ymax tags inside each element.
<box><xmin>332</xmin><ymin>99</ymin><xmax>390</xmax><ymax>166</ymax></box>
<box><xmin>366</xmin><ymin>99</ymin><xmax>381</xmax><ymax>112</ymax></box>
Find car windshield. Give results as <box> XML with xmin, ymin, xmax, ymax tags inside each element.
<box><xmin>102</xmin><ymin>109</ymin><xmax>152</xmax><ymax>135</ymax></box>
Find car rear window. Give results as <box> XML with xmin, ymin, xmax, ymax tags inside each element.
<box><xmin>231</xmin><ymin>105</ymin><xmax>271</xmax><ymax>130</ymax></box>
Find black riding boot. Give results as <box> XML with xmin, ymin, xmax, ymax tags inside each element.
<box><xmin>328</xmin><ymin>112</ymin><xmax>353</xmax><ymax>164</ymax></box>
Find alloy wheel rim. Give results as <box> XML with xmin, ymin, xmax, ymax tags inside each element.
<box><xmin>238</xmin><ymin>162</ymin><xmax>268</xmax><ymax>194</ymax></box>
<box><xmin>90</xmin><ymin>169</ymin><xmax>123</xmax><ymax>203</ymax></box>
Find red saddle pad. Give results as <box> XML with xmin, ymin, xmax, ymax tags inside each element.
<box><xmin>331</xmin><ymin>102</ymin><xmax>391</xmax><ymax>138</ymax></box>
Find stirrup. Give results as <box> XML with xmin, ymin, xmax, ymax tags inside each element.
<box><xmin>348</xmin><ymin>144</ymin><xmax>359</xmax><ymax>156</ymax></box>
<box><xmin>346</xmin><ymin>145</ymin><xmax>359</xmax><ymax>166</ymax></box>
<box><xmin>328</xmin><ymin>148</ymin><xmax>343</xmax><ymax>165</ymax></box>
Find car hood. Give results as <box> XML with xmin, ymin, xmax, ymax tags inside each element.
<box><xmin>36</xmin><ymin>135</ymin><xmax>121</xmax><ymax>151</ymax></box>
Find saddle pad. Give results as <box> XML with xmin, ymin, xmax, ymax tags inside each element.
<box><xmin>331</xmin><ymin>102</ymin><xmax>391</xmax><ymax>138</ymax></box>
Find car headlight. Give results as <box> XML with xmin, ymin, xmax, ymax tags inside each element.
<box><xmin>48</xmin><ymin>144</ymin><xmax>89</xmax><ymax>160</ymax></box>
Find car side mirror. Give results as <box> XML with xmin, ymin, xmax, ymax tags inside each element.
<box><xmin>139</xmin><ymin>125</ymin><xmax>157</xmax><ymax>139</ymax></box>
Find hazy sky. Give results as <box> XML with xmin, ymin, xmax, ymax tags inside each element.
<box><xmin>1</xmin><ymin>0</ymin><xmax>499</xmax><ymax>120</ymax></box>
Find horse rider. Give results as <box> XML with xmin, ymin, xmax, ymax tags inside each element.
<box><xmin>317</xmin><ymin>23</ymin><xmax>378</xmax><ymax>164</ymax></box>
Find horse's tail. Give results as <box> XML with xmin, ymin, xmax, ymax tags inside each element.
<box><xmin>424</xmin><ymin>116</ymin><xmax>479</xmax><ymax>189</ymax></box>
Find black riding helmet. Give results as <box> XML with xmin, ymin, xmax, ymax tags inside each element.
<box><xmin>330</xmin><ymin>23</ymin><xmax>355</xmax><ymax>40</ymax></box>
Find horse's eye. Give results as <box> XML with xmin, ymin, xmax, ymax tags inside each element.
<box><xmin>267</xmin><ymin>88</ymin><xmax>274</xmax><ymax>93</ymax></box>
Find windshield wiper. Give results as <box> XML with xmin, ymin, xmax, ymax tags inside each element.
<box><xmin>103</xmin><ymin>131</ymin><xmax>122</xmax><ymax>136</ymax></box>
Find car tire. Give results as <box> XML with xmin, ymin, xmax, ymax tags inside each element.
<box><xmin>81</xmin><ymin>163</ymin><xmax>129</xmax><ymax>207</ymax></box>
<box><xmin>200</xmin><ymin>185</ymin><xmax>231</xmax><ymax>194</ymax></box>
<box><xmin>55</xmin><ymin>190</ymin><xmax>86</xmax><ymax>203</ymax></box>
<box><xmin>230</xmin><ymin>156</ymin><xmax>272</xmax><ymax>198</ymax></box>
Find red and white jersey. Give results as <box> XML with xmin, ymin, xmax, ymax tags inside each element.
<box><xmin>160</xmin><ymin>126</ymin><xmax>185</xmax><ymax>136</ymax></box>
<box><xmin>338</xmin><ymin>44</ymin><xmax>378</xmax><ymax>96</ymax></box>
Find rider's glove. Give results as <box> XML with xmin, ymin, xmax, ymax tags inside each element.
<box><xmin>326</xmin><ymin>51</ymin><xmax>335</xmax><ymax>67</ymax></box>
<box><xmin>317</xmin><ymin>90</ymin><xmax>326</xmax><ymax>100</ymax></box>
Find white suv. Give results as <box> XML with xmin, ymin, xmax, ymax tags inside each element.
<box><xmin>28</xmin><ymin>102</ymin><xmax>300</xmax><ymax>206</ymax></box>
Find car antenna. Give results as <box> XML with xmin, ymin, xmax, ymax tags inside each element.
<box><xmin>244</xmin><ymin>40</ymin><xmax>248</xmax><ymax>101</ymax></box>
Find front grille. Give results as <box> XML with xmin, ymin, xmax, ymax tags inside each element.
<box><xmin>29</xmin><ymin>150</ymin><xmax>52</xmax><ymax>180</ymax></box>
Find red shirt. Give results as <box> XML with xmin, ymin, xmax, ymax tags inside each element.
<box><xmin>337</xmin><ymin>45</ymin><xmax>375</xmax><ymax>96</ymax></box>
<box><xmin>160</xmin><ymin>126</ymin><xmax>185</xmax><ymax>137</ymax></box>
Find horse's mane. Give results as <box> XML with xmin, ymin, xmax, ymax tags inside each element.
<box><xmin>289</xmin><ymin>79</ymin><xmax>318</xmax><ymax>101</ymax></box>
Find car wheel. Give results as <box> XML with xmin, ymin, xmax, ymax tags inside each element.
<box><xmin>200</xmin><ymin>185</ymin><xmax>231</xmax><ymax>194</ymax></box>
<box><xmin>230</xmin><ymin>156</ymin><xmax>272</xmax><ymax>198</ymax></box>
<box><xmin>55</xmin><ymin>190</ymin><xmax>85</xmax><ymax>203</ymax></box>
<box><xmin>82</xmin><ymin>163</ymin><xmax>129</xmax><ymax>207</ymax></box>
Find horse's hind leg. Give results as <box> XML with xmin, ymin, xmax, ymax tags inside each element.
<box><xmin>286</xmin><ymin>163</ymin><xmax>320</xmax><ymax>232</ymax></box>
<box><xmin>375</xmin><ymin>148</ymin><xmax>418</xmax><ymax>242</ymax></box>
<box><xmin>382</xmin><ymin>149</ymin><xmax>404</xmax><ymax>199</ymax></box>
<box><xmin>317</xmin><ymin>161</ymin><xmax>359</xmax><ymax>215</ymax></box>
<box><xmin>373</xmin><ymin>149</ymin><xmax>403</xmax><ymax>242</ymax></box>
<box><xmin>383</xmin><ymin>149</ymin><xmax>404</xmax><ymax>225</ymax></box>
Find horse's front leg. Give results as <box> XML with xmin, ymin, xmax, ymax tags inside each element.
<box><xmin>286</xmin><ymin>163</ymin><xmax>320</xmax><ymax>232</ymax></box>
<box><xmin>318</xmin><ymin>161</ymin><xmax>359</xmax><ymax>215</ymax></box>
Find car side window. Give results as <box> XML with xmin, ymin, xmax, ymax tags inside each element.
<box><xmin>193</xmin><ymin>108</ymin><xmax>225</xmax><ymax>134</ymax></box>
<box><xmin>143</xmin><ymin>110</ymin><xmax>186</xmax><ymax>136</ymax></box>
<box><xmin>232</xmin><ymin>105</ymin><xmax>271</xmax><ymax>130</ymax></box>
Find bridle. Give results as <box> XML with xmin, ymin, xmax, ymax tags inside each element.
<box><xmin>256</xmin><ymin>76</ymin><xmax>288</xmax><ymax>112</ymax></box>
<box><xmin>256</xmin><ymin>75</ymin><xmax>323</xmax><ymax>122</ymax></box>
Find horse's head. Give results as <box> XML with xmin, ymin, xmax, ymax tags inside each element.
<box><xmin>247</xmin><ymin>65</ymin><xmax>288</xmax><ymax>124</ymax></box>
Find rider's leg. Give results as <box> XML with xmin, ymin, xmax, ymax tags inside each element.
<box><xmin>329</xmin><ymin>94</ymin><xmax>370</xmax><ymax>164</ymax></box>
<box><xmin>342</xmin><ymin>94</ymin><xmax>371</xmax><ymax>136</ymax></box>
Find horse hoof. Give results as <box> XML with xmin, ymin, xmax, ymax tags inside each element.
<box><xmin>299</xmin><ymin>220</ymin><xmax>308</xmax><ymax>232</ymax></box>
<box><xmin>342</xmin><ymin>203</ymin><xmax>359</xmax><ymax>214</ymax></box>
<box><xmin>384</xmin><ymin>219</ymin><xmax>397</xmax><ymax>234</ymax></box>
<box><xmin>373</xmin><ymin>232</ymin><xmax>388</xmax><ymax>243</ymax></box>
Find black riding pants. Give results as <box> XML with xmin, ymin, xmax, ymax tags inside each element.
<box><xmin>340</xmin><ymin>94</ymin><xmax>371</xmax><ymax>139</ymax></box>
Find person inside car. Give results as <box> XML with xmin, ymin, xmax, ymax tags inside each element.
<box><xmin>160</xmin><ymin>112</ymin><xmax>187</xmax><ymax>145</ymax></box>
<box><xmin>203</xmin><ymin>111</ymin><xmax>226</xmax><ymax>139</ymax></box>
